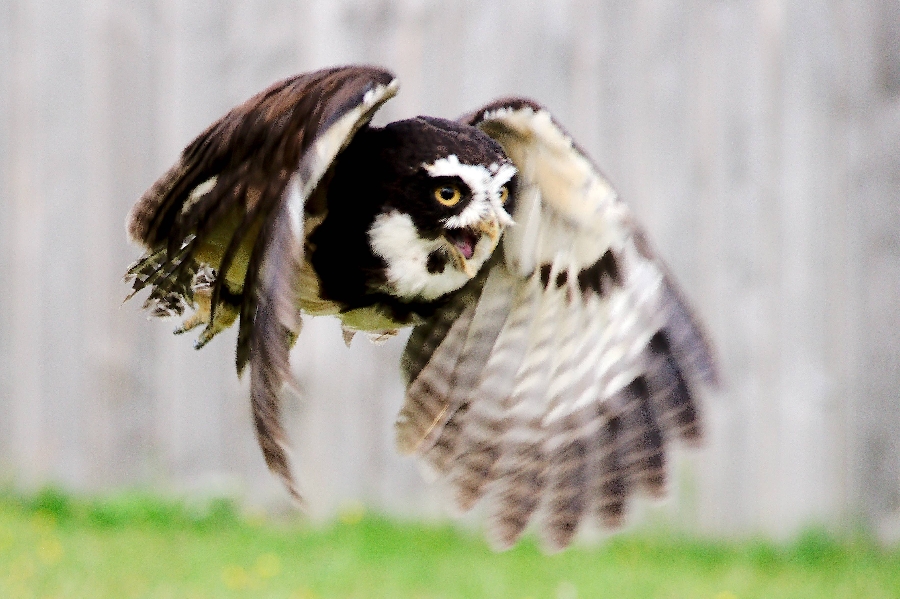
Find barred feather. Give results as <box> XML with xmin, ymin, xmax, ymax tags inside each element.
<box><xmin>395</xmin><ymin>301</ymin><xmax>476</xmax><ymax>457</ymax></box>
<box><xmin>541</xmin><ymin>408</ymin><xmax>597</xmax><ymax>550</ymax></box>
<box><xmin>442</xmin><ymin>274</ymin><xmax>541</xmax><ymax>507</ymax></box>
<box><xmin>247</xmin><ymin>179</ymin><xmax>304</xmax><ymax>500</ymax></box>
<box><xmin>398</xmin><ymin>99</ymin><xmax>718</xmax><ymax>550</ymax></box>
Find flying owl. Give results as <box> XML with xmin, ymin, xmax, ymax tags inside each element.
<box><xmin>125</xmin><ymin>65</ymin><xmax>717</xmax><ymax>550</ymax></box>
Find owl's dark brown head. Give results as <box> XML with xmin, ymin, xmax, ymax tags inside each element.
<box><xmin>310</xmin><ymin>116</ymin><xmax>517</xmax><ymax>305</ymax></box>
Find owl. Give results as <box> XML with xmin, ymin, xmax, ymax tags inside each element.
<box><xmin>125</xmin><ymin>65</ymin><xmax>717</xmax><ymax>550</ymax></box>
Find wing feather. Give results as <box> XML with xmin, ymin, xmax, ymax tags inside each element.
<box><xmin>592</xmin><ymin>395</ymin><xmax>630</xmax><ymax>527</ymax></box>
<box><xmin>541</xmin><ymin>406</ymin><xmax>597</xmax><ymax>551</ymax></box>
<box><xmin>395</xmin><ymin>300</ymin><xmax>477</xmax><ymax>457</ymax></box>
<box><xmin>399</xmin><ymin>99</ymin><xmax>718</xmax><ymax>549</ymax></box>
<box><xmin>538</xmin><ymin>287</ymin><xmax>600</xmax><ymax>550</ymax></box>
<box><xmin>125</xmin><ymin>66</ymin><xmax>399</xmax><ymax>499</ymax></box>
<box><xmin>488</xmin><ymin>417</ymin><xmax>547</xmax><ymax>549</ymax></box>
<box><xmin>484</xmin><ymin>273</ymin><xmax>570</xmax><ymax>548</ymax></box>
<box><xmin>443</xmin><ymin>273</ymin><xmax>541</xmax><ymax>508</ymax></box>
<box><xmin>246</xmin><ymin>176</ymin><xmax>304</xmax><ymax>499</ymax></box>
<box><xmin>396</xmin><ymin>261</ymin><xmax>517</xmax><ymax>478</ymax></box>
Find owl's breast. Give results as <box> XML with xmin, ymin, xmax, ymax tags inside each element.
<box><xmin>300</xmin><ymin>212</ymin><xmax>421</xmax><ymax>334</ymax></box>
<box><xmin>298</xmin><ymin>256</ymin><xmax>421</xmax><ymax>333</ymax></box>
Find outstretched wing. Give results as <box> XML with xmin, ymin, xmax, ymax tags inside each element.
<box><xmin>396</xmin><ymin>99</ymin><xmax>717</xmax><ymax>550</ymax></box>
<box><xmin>125</xmin><ymin>66</ymin><xmax>398</xmax><ymax>499</ymax></box>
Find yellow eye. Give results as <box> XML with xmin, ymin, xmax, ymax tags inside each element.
<box><xmin>434</xmin><ymin>185</ymin><xmax>461</xmax><ymax>207</ymax></box>
<box><xmin>498</xmin><ymin>186</ymin><xmax>509</xmax><ymax>204</ymax></box>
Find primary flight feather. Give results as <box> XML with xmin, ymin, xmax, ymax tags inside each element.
<box><xmin>125</xmin><ymin>65</ymin><xmax>717</xmax><ymax>550</ymax></box>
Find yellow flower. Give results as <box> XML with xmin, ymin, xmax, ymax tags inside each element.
<box><xmin>30</xmin><ymin>513</ymin><xmax>57</xmax><ymax>532</ymax></box>
<box><xmin>254</xmin><ymin>553</ymin><xmax>281</xmax><ymax>579</ymax></box>
<box><xmin>222</xmin><ymin>565</ymin><xmax>250</xmax><ymax>589</ymax></box>
<box><xmin>338</xmin><ymin>500</ymin><xmax>365</xmax><ymax>525</ymax></box>
<box><xmin>37</xmin><ymin>537</ymin><xmax>63</xmax><ymax>564</ymax></box>
<box><xmin>7</xmin><ymin>557</ymin><xmax>36</xmax><ymax>582</ymax></box>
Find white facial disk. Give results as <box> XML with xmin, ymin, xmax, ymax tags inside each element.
<box><xmin>369</xmin><ymin>211</ymin><xmax>476</xmax><ymax>300</ymax></box>
<box><xmin>368</xmin><ymin>155</ymin><xmax>517</xmax><ymax>301</ymax></box>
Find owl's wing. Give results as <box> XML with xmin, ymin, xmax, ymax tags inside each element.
<box><xmin>396</xmin><ymin>99</ymin><xmax>717</xmax><ymax>550</ymax></box>
<box><xmin>125</xmin><ymin>66</ymin><xmax>398</xmax><ymax>499</ymax></box>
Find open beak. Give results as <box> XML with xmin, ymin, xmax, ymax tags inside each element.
<box><xmin>444</xmin><ymin>216</ymin><xmax>503</xmax><ymax>277</ymax></box>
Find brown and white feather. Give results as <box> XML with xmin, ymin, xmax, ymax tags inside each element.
<box><xmin>125</xmin><ymin>66</ymin><xmax>715</xmax><ymax>549</ymax></box>
<box><xmin>396</xmin><ymin>99</ymin><xmax>717</xmax><ymax>550</ymax></box>
<box><xmin>125</xmin><ymin>66</ymin><xmax>399</xmax><ymax>500</ymax></box>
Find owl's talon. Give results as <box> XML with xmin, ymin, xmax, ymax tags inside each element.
<box><xmin>175</xmin><ymin>311</ymin><xmax>206</xmax><ymax>335</ymax></box>
<box><xmin>194</xmin><ymin>330</ymin><xmax>213</xmax><ymax>350</ymax></box>
<box><xmin>191</xmin><ymin>303</ymin><xmax>238</xmax><ymax>349</ymax></box>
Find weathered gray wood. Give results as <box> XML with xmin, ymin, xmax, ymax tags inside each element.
<box><xmin>1</xmin><ymin>0</ymin><xmax>898</xmax><ymax>540</ymax></box>
<box><xmin>0</xmin><ymin>0</ymin><xmax>14</xmax><ymax>477</ymax></box>
<box><xmin>840</xmin><ymin>0</ymin><xmax>900</xmax><ymax>542</ymax></box>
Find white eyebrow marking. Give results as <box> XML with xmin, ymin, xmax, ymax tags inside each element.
<box><xmin>424</xmin><ymin>155</ymin><xmax>516</xmax><ymax>229</ymax></box>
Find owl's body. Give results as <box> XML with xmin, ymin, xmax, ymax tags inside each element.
<box><xmin>305</xmin><ymin>116</ymin><xmax>513</xmax><ymax>332</ymax></box>
<box><xmin>140</xmin><ymin>113</ymin><xmax>513</xmax><ymax>339</ymax></box>
<box><xmin>126</xmin><ymin>66</ymin><xmax>717</xmax><ymax>551</ymax></box>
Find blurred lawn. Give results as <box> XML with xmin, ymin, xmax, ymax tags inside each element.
<box><xmin>0</xmin><ymin>489</ymin><xmax>898</xmax><ymax>599</ymax></box>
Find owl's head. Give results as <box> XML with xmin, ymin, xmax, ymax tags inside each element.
<box><xmin>364</xmin><ymin>117</ymin><xmax>516</xmax><ymax>301</ymax></box>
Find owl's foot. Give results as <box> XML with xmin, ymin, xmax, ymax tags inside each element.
<box><xmin>173</xmin><ymin>268</ymin><xmax>239</xmax><ymax>348</ymax></box>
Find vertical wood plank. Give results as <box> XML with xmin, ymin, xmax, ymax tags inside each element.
<box><xmin>0</xmin><ymin>0</ymin><xmax>14</xmax><ymax>473</ymax></box>
<box><xmin>0</xmin><ymin>0</ymin><xmax>898</xmax><ymax>538</ymax></box>
<box><xmin>840</xmin><ymin>0</ymin><xmax>900</xmax><ymax>541</ymax></box>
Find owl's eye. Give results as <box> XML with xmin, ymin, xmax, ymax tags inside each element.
<box><xmin>434</xmin><ymin>184</ymin><xmax>461</xmax><ymax>207</ymax></box>
<box><xmin>498</xmin><ymin>186</ymin><xmax>509</xmax><ymax>204</ymax></box>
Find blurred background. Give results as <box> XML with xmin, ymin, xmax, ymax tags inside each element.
<box><xmin>0</xmin><ymin>0</ymin><xmax>898</xmax><ymax>544</ymax></box>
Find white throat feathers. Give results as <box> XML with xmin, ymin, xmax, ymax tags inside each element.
<box><xmin>368</xmin><ymin>211</ymin><xmax>491</xmax><ymax>300</ymax></box>
<box><xmin>367</xmin><ymin>155</ymin><xmax>516</xmax><ymax>301</ymax></box>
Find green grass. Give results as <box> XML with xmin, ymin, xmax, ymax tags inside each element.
<box><xmin>0</xmin><ymin>489</ymin><xmax>898</xmax><ymax>599</ymax></box>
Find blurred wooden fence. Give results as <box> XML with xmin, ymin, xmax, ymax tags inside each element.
<box><xmin>1</xmin><ymin>0</ymin><xmax>898</xmax><ymax>541</ymax></box>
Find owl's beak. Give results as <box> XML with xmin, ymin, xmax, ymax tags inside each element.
<box><xmin>444</xmin><ymin>216</ymin><xmax>503</xmax><ymax>277</ymax></box>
